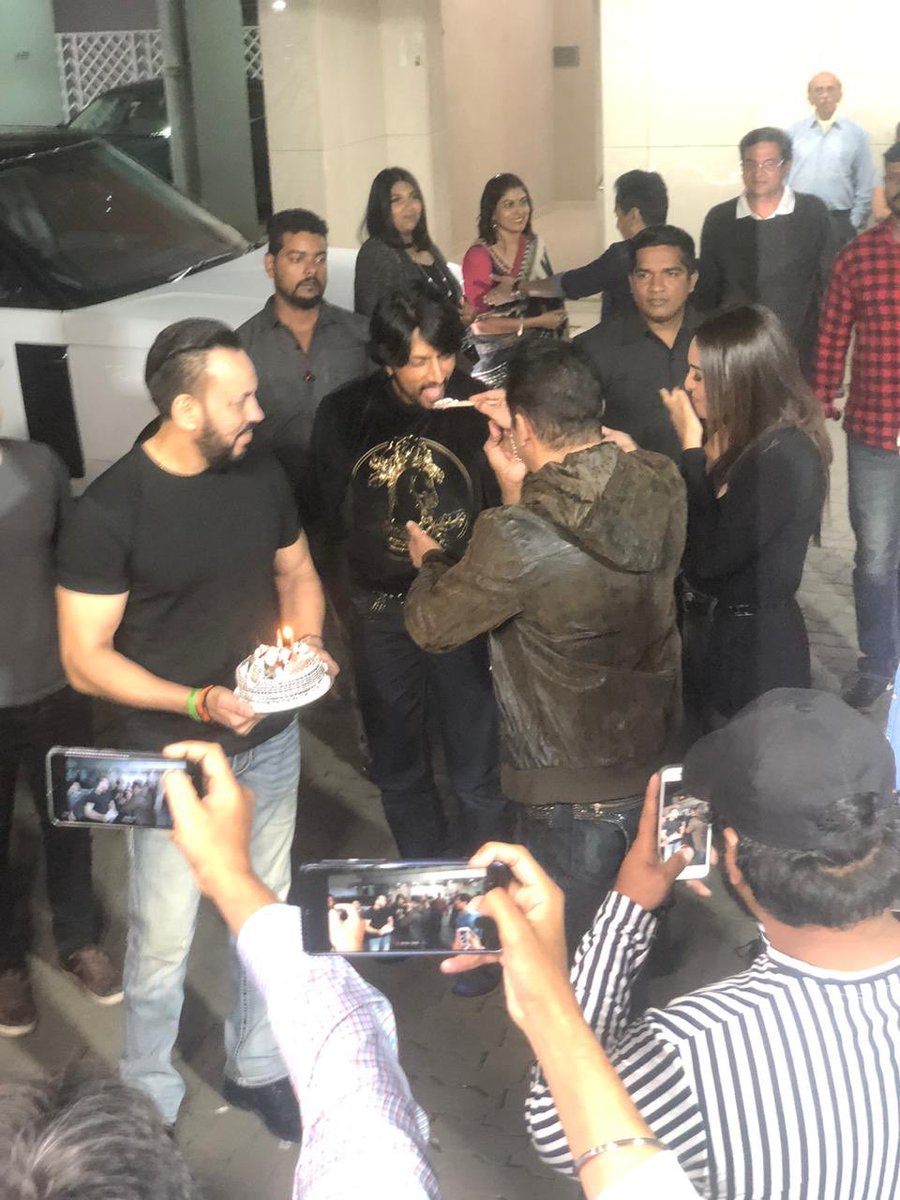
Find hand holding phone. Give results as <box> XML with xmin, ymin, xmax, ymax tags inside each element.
<box><xmin>658</xmin><ymin>764</ymin><xmax>712</xmax><ymax>881</ymax></box>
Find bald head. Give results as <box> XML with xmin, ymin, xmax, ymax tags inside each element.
<box><xmin>808</xmin><ymin>72</ymin><xmax>842</xmax><ymax>120</ymax></box>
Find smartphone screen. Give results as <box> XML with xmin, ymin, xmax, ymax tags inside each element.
<box><xmin>297</xmin><ymin>860</ymin><xmax>507</xmax><ymax>956</ymax></box>
<box><xmin>658</xmin><ymin>765</ymin><xmax>712</xmax><ymax>880</ymax></box>
<box><xmin>46</xmin><ymin>746</ymin><xmax>187</xmax><ymax>830</ymax></box>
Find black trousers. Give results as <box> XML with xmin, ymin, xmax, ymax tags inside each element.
<box><xmin>349</xmin><ymin>598</ymin><xmax>508</xmax><ymax>858</ymax></box>
<box><xmin>0</xmin><ymin>686</ymin><xmax>97</xmax><ymax>969</ymax></box>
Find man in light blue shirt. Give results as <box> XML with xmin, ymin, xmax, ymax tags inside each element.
<box><xmin>789</xmin><ymin>71</ymin><xmax>875</xmax><ymax>243</ymax></box>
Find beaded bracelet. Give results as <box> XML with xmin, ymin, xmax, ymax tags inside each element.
<box><xmin>573</xmin><ymin>1136</ymin><xmax>665</xmax><ymax>1174</ymax></box>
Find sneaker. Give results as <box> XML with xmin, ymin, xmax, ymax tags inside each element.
<box><xmin>62</xmin><ymin>946</ymin><xmax>124</xmax><ymax>1006</ymax></box>
<box><xmin>841</xmin><ymin>672</ymin><xmax>893</xmax><ymax>711</ymax></box>
<box><xmin>451</xmin><ymin>963</ymin><xmax>502</xmax><ymax>999</ymax></box>
<box><xmin>0</xmin><ymin>968</ymin><xmax>37</xmax><ymax>1037</ymax></box>
<box><xmin>221</xmin><ymin>1076</ymin><xmax>302</xmax><ymax>1143</ymax></box>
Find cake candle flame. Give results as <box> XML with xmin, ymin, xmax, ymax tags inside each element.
<box><xmin>278</xmin><ymin>624</ymin><xmax>294</xmax><ymax>649</ymax></box>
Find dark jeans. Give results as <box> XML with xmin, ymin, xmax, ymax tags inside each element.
<box><xmin>847</xmin><ymin>437</ymin><xmax>900</xmax><ymax>680</ymax></box>
<box><xmin>350</xmin><ymin>598</ymin><xmax>508</xmax><ymax>857</ymax></box>
<box><xmin>0</xmin><ymin>686</ymin><xmax>96</xmax><ymax>969</ymax></box>
<box><xmin>518</xmin><ymin>798</ymin><xmax>642</xmax><ymax>956</ymax></box>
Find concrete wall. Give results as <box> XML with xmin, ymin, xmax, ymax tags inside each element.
<box><xmin>552</xmin><ymin>0</ymin><xmax>597</xmax><ymax>204</ymax></box>
<box><xmin>440</xmin><ymin>0</ymin><xmax>556</xmax><ymax>255</ymax></box>
<box><xmin>599</xmin><ymin>0</ymin><xmax>900</xmax><ymax>246</ymax></box>
<box><xmin>1</xmin><ymin>0</ymin><xmax>63</xmax><ymax>124</ymax></box>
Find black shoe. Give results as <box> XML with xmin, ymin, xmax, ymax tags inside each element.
<box><xmin>221</xmin><ymin>1076</ymin><xmax>302</xmax><ymax>1143</ymax></box>
<box><xmin>451</xmin><ymin>963</ymin><xmax>502</xmax><ymax>998</ymax></box>
<box><xmin>842</xmin><ymin>672</ymin><xmax>892</xmax><ymax>711</ymax></box>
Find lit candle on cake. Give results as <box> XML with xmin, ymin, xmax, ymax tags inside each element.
<box><xmin>282</xmin><ymin>625</ymin><xmax>294</xmax><ymax>646</ymax></box>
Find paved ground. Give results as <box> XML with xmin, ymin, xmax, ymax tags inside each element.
<box><xmin>0</xmin><ymin>416</ymin><xmax>874</xmax><ymax>1199</ymax></box>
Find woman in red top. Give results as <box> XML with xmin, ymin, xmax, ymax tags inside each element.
<box><xmin>462</xmin><ymin>173</ymin><xmax>567</xmax><ymax>387</ymax></box>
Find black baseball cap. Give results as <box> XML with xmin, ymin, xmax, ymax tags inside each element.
<box><xmin>682</xmin><ymin>689</ymin><xmax>897</xmax><ymax>852</ymax></box>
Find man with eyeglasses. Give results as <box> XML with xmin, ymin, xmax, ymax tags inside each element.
<box><xmin>238</xmin><ymin>209</ymin><xmax>370</xmax><ymax>531</ymax></box>
<box><xmin>696</xmin><ymin>126</ymin><xmax>836</xmax><ymax>376</ymax></box>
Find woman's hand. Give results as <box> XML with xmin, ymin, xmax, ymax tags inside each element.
<box><xmin>660</xmin><ymin>386</ymin><xmax>704</xmax><ymax>451</ymax></box>
<box><xmin>601</xmin><ymin>426</ymin><xmax>638</xmax><ymax>454</ymax></box>
<box><xmin>530</xmin><ymin>309</ymin><xmax>567</xmax><ymax>332</ymax></box>
<box><xmin>459</xmin><ymin>298</ymin><xmax>477</xmax><ymax>325</ymax></box>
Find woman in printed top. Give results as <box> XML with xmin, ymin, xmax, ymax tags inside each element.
<box><xmin>354</xmin><ymin>166</ymin><xmax>465</xmax><ymax>319</ymax></box>
<box><xmin>462</xmin><ymin>173</ymin><xmax>568</xmax><ymax>387</ymax></box>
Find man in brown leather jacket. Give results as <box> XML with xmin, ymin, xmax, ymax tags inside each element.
<box><xmin>405</xmin><ymin>339</ymin><xmax>686</xmax><ymax>950</ymax></box>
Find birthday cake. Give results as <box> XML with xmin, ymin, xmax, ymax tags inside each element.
<box><xmin>234</xmin><ymin>635</ymin><xmax>331</xmax><ymax>712</ymax></box>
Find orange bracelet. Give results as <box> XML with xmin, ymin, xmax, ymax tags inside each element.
<box><xmin>197</xmin><ymin>685</ymin><xmax>215</xmax><ymax>723</ymax></box>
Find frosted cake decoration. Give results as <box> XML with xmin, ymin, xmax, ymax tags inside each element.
<box><xmin>234</xmin><ymin>628</ymin><xmax>331</xmax><ymax>712</ymax></box>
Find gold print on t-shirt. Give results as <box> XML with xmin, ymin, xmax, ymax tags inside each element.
<box><xmin>363</xmin><ymin>434</ymin><xmax>469</xmax><ymax>553</ymax></box>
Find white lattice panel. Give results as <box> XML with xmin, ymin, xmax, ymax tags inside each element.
<box><xmin>57</xmin><ymin>27</ymin><xmax>262</xmax><ymax>118</ymax></box>
<box><xmin>243</xmin><ymin>26</ymin><xmax>263</xmax><ymax>79</ymax></box>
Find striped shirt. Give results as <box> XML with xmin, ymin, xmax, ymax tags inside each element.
<box><xmin>526</xmin><ymin>892</ymin><xmax>900</xmax><ymax>1200</ymax></box>
<box><xmin>814</xmin><ymin>221</ymin><xmax>900</xmax><ymax>451</ymax></box>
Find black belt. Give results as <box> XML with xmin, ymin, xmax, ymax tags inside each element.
<box><xmin>682</xmin><ymin>590</ymin><xmax>792</xmax><ymax>618</ymax></box>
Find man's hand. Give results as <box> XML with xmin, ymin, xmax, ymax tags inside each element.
<box><xmin>301</xmin><ymin>636</ymin><xmax>341</xmax><ymax>679</ymax></box>
<box><xmin>406</xmin><ymin>520</ymin><xmax>442</xmax><ymax>569</ymax></box>
<box><xmin>484</xmin><ymin>420</ymin><xmax>527</xmax><ymax>504</ymax></box>
<box><xmin>471</xmin><ymin>388</ymin><xmax>512</xmax><ymax>430</ymax></box>
<box><xmin>612</xmin><ymin>774</ymin><xmax>692</xmax><ymax>911</ymax></box>
<box><xmin>660</xmin><ymin>386</ymin><xmax>704</xmax><ymax>451</ymax></box>
<box><xmin>328</xmin><ymin>904</ymin><xmax>366</xmax><ymax>953</ymax></box>
<box><xmin>203</xmin><ymin>686</ymin><xmax>261</xmax><ymax>736</ymax></box>
<box><xmin>441</xmin><ymin>842</ymin><xmax>571</xmax><ymax>1030</ymax></box>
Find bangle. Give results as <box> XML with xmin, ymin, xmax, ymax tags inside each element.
<box><xmin>197</xmin><ymin>685</ymin><xmax>215</xmax><ymax>723</ymax></box>
<box><xmin>573</xmin><ymin>1137</ymin><xmax>666</xmax><ymax>1174</ymax></box>
<box><xmin>186</xmin><ymin>688</ymin><xmax>202</xmax><ymax>722</ymax></box>
<box><xmin>517</xmin><ymin>318</ymin><xmax>524</xmax><ymax>337</ymax></box>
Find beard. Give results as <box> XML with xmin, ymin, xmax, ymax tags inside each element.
<box><xmin>197</xmin><ymin>420</ymin><xmax>254</xmax><ymax>471</ymax></box>
<box><xmin>276</xmin><ymin>279</ymin><xmax>323</xmax><ymax>311</ymax></box>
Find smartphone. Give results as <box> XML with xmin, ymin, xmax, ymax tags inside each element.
<box><xmin>658</xmin><ymin>764</ymin><xmax>712</xmax><ymax>880</ymax></box>
<box><xmin>297</xmin><ymin>859</ymin><xmax>512</xmax><ymax>955</ymax></box>
<box><xmin>46</xmin><ymin>746</ymin><xmax>198</xmax><ymax>831</ymax></box>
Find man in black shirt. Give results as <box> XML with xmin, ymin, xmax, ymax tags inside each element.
<box><xmin>695</xmin><ymin>126</ymin><xmax>836</xmax><ymax>376</ymax></box>
<box><xmin>57</xmin><ymin>319</ymin><xmax>334</xmax><ymax>1140</ymax></box>
<box><xmin>310</xmin><ymin>290</ymin><xmax>507</xmax><ymax>859</ymax></box>
<box><xmin>238</xmin><ymin>209</ymin><xmax>370</xmax><ymax>528</ymax></box>
<box><xmin>575</xmin><ymin>225</ymin><xmax>699</xmax><ymax>461</ymax></box>
<box><xmin>486</xmin><ymin>170</ymin><xmax>668</xmax><ymax>324</ymax></box>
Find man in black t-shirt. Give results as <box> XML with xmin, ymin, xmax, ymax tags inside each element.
<box><xmin>57</xmin><ymin>319</ymin><xmax>335</xmax><ymax>1141</ymax></box>
<box><xmin>309</xmin><ymin>290</ymin><xmax>507</xmax><ymax>860</ymax></box>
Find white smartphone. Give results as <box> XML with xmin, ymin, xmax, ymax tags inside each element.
<box><xmin>658</xmin><ymin>763</ymin><xmax>712</xmax><ymax>880</ymax></box>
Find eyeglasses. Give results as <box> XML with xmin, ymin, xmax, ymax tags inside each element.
<box><xmin>741</xmin><ymin>158</ymin><xmax>785</xmax><ymax>173</ymax></box>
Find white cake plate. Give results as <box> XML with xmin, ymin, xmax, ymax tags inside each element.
<box><xmin>234</xmin><ymin>670</ymin><xmax>333</xmax><ymax>714</ymax></box>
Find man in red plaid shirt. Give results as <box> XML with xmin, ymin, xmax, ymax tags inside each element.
<box><xmin>815</xmin><ymin>143</ymin><xmax>900</xmax><ymax>710</ymax></box>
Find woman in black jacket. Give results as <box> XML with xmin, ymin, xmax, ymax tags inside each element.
<box><xmin>662</xmin><ymin>304</ymin><xmax>831</xmax><ymax>730</ymax></box>
<box><xmin>354</xmin><ymin>167</ymin><xmax>464</xmax><ymax>318</ymax></box>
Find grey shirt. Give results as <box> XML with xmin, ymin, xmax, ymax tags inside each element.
<box><xmin>0</xmin><ymin>439</ymin><xmax>71</xmax><ymax>706</ymax></box>
<box><xmin>238</xmin><ymin>297</ymin><xmax>370</xmax><ymax>522</ymax></box>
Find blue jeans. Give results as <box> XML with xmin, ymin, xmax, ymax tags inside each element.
<box><xmin>847</xmin><ymin>437</ymin><xmax>900</xmax><ymax>679</ymax></box>
<box><xmin>518</xmin><ymin>799</ymin><xmax>642</xmax><ymax>956</ymax></box>
<box><xmin>120</xmin><ymin>719</ymin><xmax>300</xmax><ymax>1122</ymax></box>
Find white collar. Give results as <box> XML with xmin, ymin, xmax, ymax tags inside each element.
<box><xmin>736</xmin><ymin>184</ymin><xmax>796</xmax><ymax>221</ymax></box>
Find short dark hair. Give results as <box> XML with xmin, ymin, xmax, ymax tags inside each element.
<box><xmin>614</xmin><ymin>170</ymin><xmax>668</xmax><ymax>226</ymax></box>
<box><xmin>144</xmin><ymin>318</ymin><xmax>242</xmax><ymax>416</ymax></box>
<box><xmin>363</xmin><ymin>167</ymin><xmax>432</xmax><ymax>253</ymax></box>
<box><xmin>627</xmin><ymin>225</ymin><xmax>698</xmax><ymax>274</ymax></box>
<box><xmin>267</xmin><ymin>208</ymin><xmax>328</xmax><ymax>255</ymax></box>
<box><xmin>506</xmin><ymin>339</ymin><xmax>603</xmax><ymax>448</ymax></box>
<box><xmin>739</xmin><ymin>126</ymin><xmax>793</xmax><ymax>164</ymax></box>
<box><xmin>0</xmin><ymin>1066</ymin><xmax>199</xmax><ymax>1198</ymax></box>
<box><xmin>727</xmin><ymin>795</ymin><xmax>900</xmax><ymax>928</ymax></box>
<box><xmin>369</xmin><ymin>287</ymin><xmax>464</xmax><ymax>368</ymax></box>
<box><xmin>477</xmin><ymin>173</ymin><xmax>534</xmax><ymax>244</ymax></box>
<box><xmin>884</xmin><ymin>142</ymin><xmax>900</xmax><ymax>165</ymax></box>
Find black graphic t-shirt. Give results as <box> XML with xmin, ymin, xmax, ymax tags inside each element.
<box><xmin>309</xmin><ymin>370</ymin><xmax>498</xmax><ymax>594</ymax></box>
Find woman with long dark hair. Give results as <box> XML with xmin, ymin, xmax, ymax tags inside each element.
<box><xmin>662</xmin><ymin>304</ymin><xmax>831</xmax><ymax>728</ymax></box>
<box><xmin>354</xmin><ymin>167</ymin><xmax>462</xmax><ymax>317</ymax></box>
<box><xmin>462</xmin><ymin>173</ymin><xmax>567</xmax><ymax>387</ymax></box>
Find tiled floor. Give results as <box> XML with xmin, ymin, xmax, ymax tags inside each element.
<box><xmin>0</xmin><ymin>420</ymin><xmax>869</xmax><ymax>1199</ymax></box>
